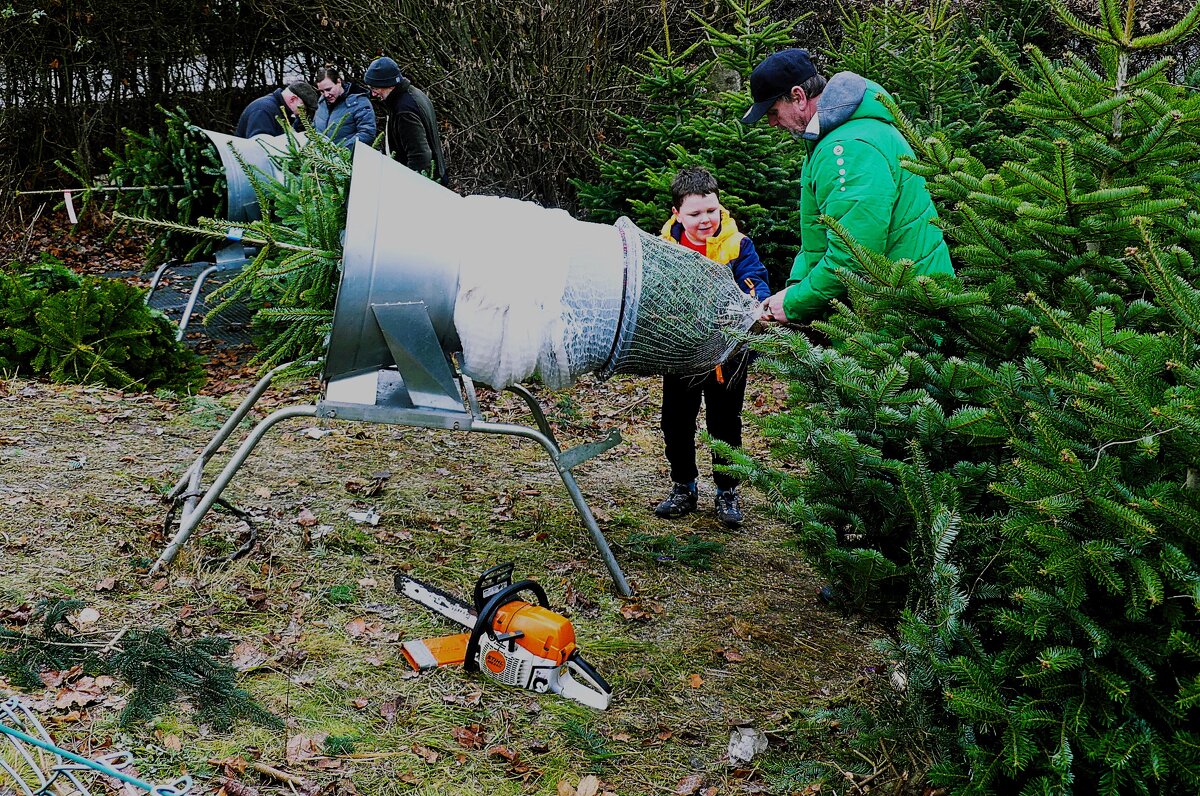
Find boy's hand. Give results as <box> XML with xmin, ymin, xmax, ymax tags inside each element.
<box><xmin>759</xmin><ymin>291</ymin><xmax>789</xmax><ymax>323</ymax></box>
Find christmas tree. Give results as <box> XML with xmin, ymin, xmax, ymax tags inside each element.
<box><xmin>734</xmin><ymin>0</ymin><xmax>1200</xmax><ymax>790</ymax></box>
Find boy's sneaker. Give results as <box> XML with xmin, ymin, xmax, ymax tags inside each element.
<box><xmin>654</xmin><ymin>482</ymin><xmax>698</xmax><ymax>519</ymax></box>
<box><xmin>714</xmin><ymin>488</ymin><xmax>744</xmax><ymax>528</ymax></box>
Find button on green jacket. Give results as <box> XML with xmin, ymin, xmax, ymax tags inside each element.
<box><xmin>784</xmin><ymin>72</ymin><xmax>954</xmax><ymax>322</ymax></box>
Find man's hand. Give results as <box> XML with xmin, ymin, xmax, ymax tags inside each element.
<box><xmin>759</xmin><ymin>291</ymin><xmax>789</xmax><ymax>323</ymax></box>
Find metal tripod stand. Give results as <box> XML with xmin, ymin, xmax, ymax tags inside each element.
<box><xmin>152</xmin><ymin>360</ymin><xmax>631</xmax><ymax>597</ymax></box>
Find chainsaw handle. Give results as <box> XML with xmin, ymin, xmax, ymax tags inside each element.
<box><xmin>464</xmin><ymin>579</ymin><xmax>548</xmax><ymax>673</ymax></box>
<box><xmin>556</xmin><ymin>653</ymin><xmax>612</xmax><ymax>710</ymax></box>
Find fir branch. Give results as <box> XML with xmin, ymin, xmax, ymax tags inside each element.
<box><xmin>0</xmin><ymin>600</ymin><xmax>278</xmax><ymax>730</ymax></box>
<box><xmin>111</xmin><ymin>212</ymin><xmax>319</xmax><ymax>253</ymax></box>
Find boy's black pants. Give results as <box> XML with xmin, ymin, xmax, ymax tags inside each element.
<box><xmin>660</xmin><ymin>352</ymin><xmax>749</xmax><ymax>491</ymax></box>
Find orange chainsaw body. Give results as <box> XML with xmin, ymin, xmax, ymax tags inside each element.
<box><xmin>493</xmin><ymin>601</ymin><xmax>578</xmax><ymax>665</ymax></box>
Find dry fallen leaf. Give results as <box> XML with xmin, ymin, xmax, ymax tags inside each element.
<box><xmin>451</xmin><ymin>724</ymin><xmax>486</xmax><ymax>749</ymax></box>
<box><xmin>75</xmin><ymin>607</ymin><xmax>100</xmax><ymax>625</ymax></box>
<box><xmin>230</xmin><ymin>641</ymin><xmax>269</xmax><ymax>672</ymax></box>
<box><xmin>285</xmin><ymin>733</ymin><xmax>326</xmax><ymax>765</ymax></box>
<box><xmin>379</xmin><ymin>697</ymin><xmax>401</xmax><ymax>724</ymax></box>
<box><xmin>411</xmin><ymin>743</ymin><xmax>439</xmax><ymax>764</ymax></box>
<box><xmin>618</xmin><ymin>600</ymin><xmax>664</xmax><ymax>622</ymax></box>
<box><xmin>216</xmin><ymin>778</ymin><xmax>258</xmax><ymax>796</ymax></box>
<box><xmin>488</xmin><ymin>745</ymin><xmax>518</xmax><ymax>763</ymax></box>
<box><xmin>212</xmin><ymin>756</ymin><xmax>249</xmax><ymax>777</ymax></box>
<box><xmin>94</xmin><ymin>577</ymin><xmax>118</xmax><ymax>592</ymax></box>
<box><xmin>54</xmin><ymin>688</ymin><xmax>100</xmax><ymax>710</ymax></box>
<box><xmin>688</xmin><ymin>673</ymin><xmax>704</xmax><ymax>688</ymax></box>
<box><xmin>556</xmin><ymin>782</ymin><xmax>576</xmax><ymax>796</ymax></box>
<box><xmin>350</xmin><ymin>697</ymin><xmax>369</xmax><ymax>709</ymax></box>
<box><xmin>295</xmin><ymin>508</ymin><xmax>318</xmax><ymax>527</ymax></box>
<box><xmin>674</xmin><ymin>774</ymin><xmax>704</xmax><ymax>795</ymax></box>
<box><xmin>576</xmin><ymin>775</ymin><xmax>601</xmax><ymax>796</ymax></box>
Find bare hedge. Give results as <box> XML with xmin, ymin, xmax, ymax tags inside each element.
<box><xmin>5</xmin><ymin>0</ymin><xmax>1171</xmax><ymax>214</ymax></box>
<box><xmin>0</xmin><ymin>0</ymin><xmax>708</xmax><ymax>208</ymax></box>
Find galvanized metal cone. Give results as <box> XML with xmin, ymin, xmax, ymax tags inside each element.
<box><xmin>199</xmin><ymin>129</ymin><xmax>306</xmax><ymax>222</ymax></box>
<box><xmin>327</xmin><ymin>143</ymin><xmax>468</xmax><ymax>385</ymax></box>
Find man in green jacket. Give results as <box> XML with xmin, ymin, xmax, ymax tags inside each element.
<box><xmin>741</xmin><ymin>49</ymin><xmax>953</xmax><ymax>323</ymax></box>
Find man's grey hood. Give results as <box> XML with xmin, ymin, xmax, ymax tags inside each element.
<box><xmin>806</xmin><ymin>71</ymin><xmax>867</xmax><ymax>141</ymax></box>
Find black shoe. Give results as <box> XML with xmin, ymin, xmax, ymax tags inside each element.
<box><xmin>714</xmin><ymin>489</ymin><xmax>744</xmax><ymax>528</ymax></box>
<box><xmin>818</xmin><ymin>585</ymin><xmax>843</xmax><ymax>606</ymax></box>
<box><xmin>654</xmin><ymin>482</ymin><xmax>698</xmax><ymax>518</ymax></box>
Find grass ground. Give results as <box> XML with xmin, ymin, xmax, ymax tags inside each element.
<box><xmin>0</xmin><ymin>368</ymin><xmax>882</xmax><ymax>796</ymax></box>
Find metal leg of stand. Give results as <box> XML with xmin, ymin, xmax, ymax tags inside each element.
<box><xmin>151</xmin><ymin>405</ymin><xmax>319</xmax><ymax>576</ymax></box>
<box><xmin>473</xmin><ymin>419</ymin><xmax>631</xmax><ymax>597</ymax></box>
<box><xmin>144</xmin><ymin>259</ymin><xmax>181</xmax><ymax>304</ymax></box>
<box><xmin>175</xmin><ymin>265</ymin><xmax>219</xmax><ymax>341</ymax></box>
<box><xmin>168</xmin><ymin>362</ymin><xmax>298</xmax><ymax>502</ymax></box>
<box><xmin>505</xmin><ymin>383</ymin><xmax>560</xmax><ymax>449</ymax></box>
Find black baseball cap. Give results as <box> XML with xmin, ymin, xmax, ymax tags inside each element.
<box><xmin>741</xmin><ymin>49</ymin><xmax>818</xmax><ymax>124</ymax></box>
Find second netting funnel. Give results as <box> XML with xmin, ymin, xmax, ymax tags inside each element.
<box><xmin>327</xmin><ymin>144</ymin><xmax>757</xmax><ymax>392</ymax></box>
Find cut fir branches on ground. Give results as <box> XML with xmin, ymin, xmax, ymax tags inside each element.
<box><xmin>0</xmin><ymin>255</ymin><xmax>204</xmax><ymax>392</ymax></box>
<box><xmin>621</xmin><ymin>532</ymin><xmax>724</xmax><ymax>570</ymax></box>
<box><xmin>0</xmin><ymin>599</ymin><xmax>279</xmax><ymax>730</ymax></box>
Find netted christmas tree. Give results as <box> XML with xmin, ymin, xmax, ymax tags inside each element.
<box><xmin>731</xmin><ymin>0</ymin><xmax>1200</xmax><ymax>791</ymax></box>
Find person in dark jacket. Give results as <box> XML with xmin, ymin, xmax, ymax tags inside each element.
<box><xmin>235</xmin><ymin>82</ymin><xmax>320</xmax><ymax>139</ymax></box>
<box><xmin>314</xmin><ymin>66</ymin><xmax>376</xmax><ymax>147</ymax></box>
<box><xmin>653</xmin><ymin>167</ymin><xmax>770</xmax><ymax>529</ymax></box>
<box><xmin>362</xmin><ymin>56</ymin><xmax>448</xmax><ymax>185</ymax></box>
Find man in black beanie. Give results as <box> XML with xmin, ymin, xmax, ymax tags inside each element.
<box><xmin>362</xmin><ymin>56</ymin><xmax>448</xmax><ymax>185</ymax></box>
<box><xmin>235</xmin><ymin>81</ymin><xmax>320</xmax><ymax>139</ymax></box>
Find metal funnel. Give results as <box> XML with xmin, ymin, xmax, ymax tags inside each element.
<box><xmin>199</xmin><ymin>129</ymin><xmax>305</xmax><ymax>222</ymax></box>
<box><xmin>325</xmin><ymin>142</ymin><xmax>466</xmax><ymax>387</ymax></box>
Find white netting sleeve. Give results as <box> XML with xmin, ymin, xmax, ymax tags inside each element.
<box><xmin>453</xmin><ymin>195</ymin><xmax>625</xmax><ymax>390</ymax></box>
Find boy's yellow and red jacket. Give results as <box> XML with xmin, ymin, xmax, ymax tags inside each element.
<box><xmin>659</xmin><ymin>209</ymin><xmax>771</xmax><ymax>301</ymax></box>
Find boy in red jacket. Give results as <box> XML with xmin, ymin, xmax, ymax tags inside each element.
<box><xmin>654</xmin><ymin>168</ymin><xmax>770</xmax><ymax>527</ymax></box>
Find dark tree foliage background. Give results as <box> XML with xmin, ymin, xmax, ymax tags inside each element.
<box><xmin>0</xmin><ymin>0</ymin><xmax>693</xmax><ymax>210</ymax></box>
<box><xmin>0</xmin><ymin>0</ymin><xmax>1087</xmax><ymax>216</ymax></box>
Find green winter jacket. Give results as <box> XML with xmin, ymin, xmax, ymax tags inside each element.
<box><xmin>783</xmin><ymin>72</ymin><xmax>953</xmax><ymax>321</ymax></box>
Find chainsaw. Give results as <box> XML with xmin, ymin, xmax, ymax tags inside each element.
<box><xmin>395</xmin><ymin>563</ymin><xmax>612</xmax><ymax>710</ymax></box>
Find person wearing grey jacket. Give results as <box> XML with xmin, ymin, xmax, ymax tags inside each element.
<box><xmin>313</xmin><ymin>66</ymin><xmax>376</xmax><ymax>147</ymax></box>
<box><xmin>362</xmin><ymin>56</ymin><xmax>448</xmax><ymax>185</ymax></box>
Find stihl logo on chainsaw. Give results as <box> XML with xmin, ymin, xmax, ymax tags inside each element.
<box><xmin>396</xmin><ymin>563</ymin><xmax>612</xmax><ymax>710</ymax></box>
